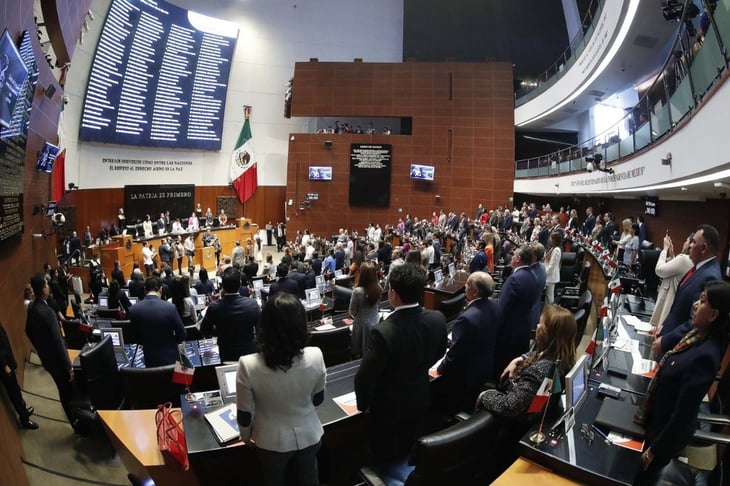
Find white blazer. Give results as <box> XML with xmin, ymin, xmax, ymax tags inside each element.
<box><xmin>650</xmin><ymin>251</ymin><xmax>693</xmax><ymax>328</ymax></box>
<box><xmin>236</xmin><ymin>347</ymin><xmax>326</xmax><ymax>452</ymax></box>
<box><xmin>545</xmin><ymin>247</ymin><xmax>562</xmax><ymax>284</ymax></box>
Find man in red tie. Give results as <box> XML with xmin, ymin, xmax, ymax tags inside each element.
<box><xmin>653</xmin><ymin>224</ymin><xmax>722</xmax><ymax>357</ymax></box>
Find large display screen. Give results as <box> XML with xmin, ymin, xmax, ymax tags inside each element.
<box><xmin>349</xmin><ymin>144</ymin><xmax>391</xmax><ymax>207</ymax></box>
<box><xmin>410</xmin><ymin>163</ymin><xmax>434</xmax><ymax>181</ymax></box>
<box><xmin>79</xmin><ymin>0</ymin><xmax>238</xmax><ymax>150</ymax></box>
<box><xmin>0</xmin><ymin>29</ymin><xmax>29</xmax><ymax>130</ymax></box>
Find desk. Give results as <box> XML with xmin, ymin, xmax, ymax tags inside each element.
<box><xmin>423</xmin><ymin>272</ymin><xmax>468</xmax><ymax>310</ymax></box>
<box><xmin>181</xmin><ymin>360</ymin><xmax>364</xmax><ymax>484</ymax></box>
<box><xmin>99</xmin><ymin>409</ymin><xmax>199</xmax><ymax>486</ymax></box>
<box><xmin>494</xmin><ymin>457</ymin><xmax>581</xmax><ymax>485</ymax></box>
<box><xmin>518</xmin><ymin>302</ymin><xmax>653</xmax><ymax>485</ymax></box>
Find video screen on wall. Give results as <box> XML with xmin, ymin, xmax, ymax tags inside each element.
<box><xmin>0</xmin><ymin>29</ymin><xmax>29</xmax><ymax>130</ymax></box>
<box><xmin>79</xmin><ymin>0</ymin><xmax>238</xmax><ymax>150</ymax></box>
<box><xmin>349</xmin><ymin>144</ymin><xmax>391</xmax><ymax>207</ymax></box>
<box><xmin>36</xmin><ymin>141</ymin><xmax>60</xmax><ymax>173</ymax></box>
<box><xmin>410</xmin><ymin>163</ymin><xmax>435</xmax><ymax>181</ymax></box>
<box><xmin>309</xmin><ymin>166</ymin><xmax>332</xmax><ymax>180</ymax></box>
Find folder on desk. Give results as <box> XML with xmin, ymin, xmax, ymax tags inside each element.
<box><xmin>594</xmin><ymin>399</ymin><xmax>646</xmax><ymax>439</ymax></box>
<box><xmin>606</xmin><ymin>349</ymin><xmax>631</xmax><ymax>378</ymax></box>
<box><xmin>204</xmin><ymin>403</ymin><xmax>240</xmax><ymax>444</ymax></box>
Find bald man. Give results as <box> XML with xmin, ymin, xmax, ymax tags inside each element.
<box><xmin>436</xmin><ymin>271</ymin><xmax>502</xmax><ymax>413</ymax></box>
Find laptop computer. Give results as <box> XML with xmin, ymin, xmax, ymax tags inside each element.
<box><xmin>594</xmin><ymin>398</ymin><xmax>646</xmax><ymax>439</ymax></box>
<box><xmin>334</xmin><ymin>269</ymin><xmax>343</xmax><ymax>278</ymax></box>
<box><xmin>100</xmin><ymin>327</ymin><xmax>130</xmax><ymax>367</ymax></box>
<box><xmin>215</xmin><ymin>364</ymin><xmax>239</xmax><ymax>403</ymax></box>
<box><xmin>606</xmin><ymin>349</ymin><xmax>631</xmax><ymax>378</ymax></box>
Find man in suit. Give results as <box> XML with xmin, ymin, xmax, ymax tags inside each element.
<box><xmin>201</xmin><ymin>267</ymin><xmax>259</xmax><ymax>362</ymax></box>
<box><xmin>25</xmin><ymin>274</ymin><xmax>76</xmax><ymax>428</ymax></box>
<box><xmin>231</xmin><ymin>241</ymin><xmax>245</xmax><ymax>268</ymax></box>
<box><xmin>654</xmin><ymin>224</ymin><xmax>722</xmax><ymax>356</ymax></box>
<box><xmin>129</xmin><ymin>276</ymin><xmax>186</xmax><ymax>367</ymax></box>
<box><xmin>469</xmin><ymin>240</ymin><xmax>488</xmax><ymax>274</ymax></box>
<box><xmin>355</xmin><ymin>263</ymin><xmax>447</xmax><ymax>462</ymax></box>
<box><xmin>600</xmin><ymin>212</ymin><xmax>619</xmax><ymax>247</ymax></box>
<box><xmin>111</xmin><ymin>259</ymin><xmax>125</xmax><ymax>287</ymax></box>
<box><xmin>493</xmin><ymin>244</ymin><xmax>542</xmax><ymax>380</ymax></box>
<box><xmin>530</xmin><ymin>241</ymin><xmax>548</xmax><ymax>326</ymax></box>
<box><xmin>69</xmin><ymin>231</ymin><xmax>82</xmax><ymax>265</ymax></box>
<box><xmin>582</xmin><ymin>207</ymin><xmax>596</xmax><ymax>236</ymax></box>
<box><xmin>436</xmin><ymin>272</ymin><xmax>502</xmax><ymax>413</ymax></box>
<box><xmin>1</xmin><ymin>320</ymin><xmax>37</xmax><ymax>429</ymax></box>
<box><xmin>269</xmin><ymin>263</ymin><xmax>300</xmax><ymax>298</ymax></box>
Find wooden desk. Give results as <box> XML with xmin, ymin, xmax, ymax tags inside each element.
<box><xmin>99</xmin><ymin>409</ymin><xmax>199</xmax><ymax>486</ymax></box>
<box><xmin>494</xmin><ymin>458</ymin><xmax>580</xmax><ymax>485</ymax></box>
<box><xmin>423</xmin><ymin>272</ymin><xmax>468</xmax><ymax>310</ymax></box>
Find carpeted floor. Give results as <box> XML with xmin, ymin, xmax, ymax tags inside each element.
<box><xmin>20</xmin><ymin>352</ymin><xmax>131</xmax><ymax>486</ymax></box>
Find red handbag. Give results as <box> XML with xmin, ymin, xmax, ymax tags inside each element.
<box><xmin>155</xmin><ymin>402</ymin><xmax>189</xmax><ymax>471</ymax></box>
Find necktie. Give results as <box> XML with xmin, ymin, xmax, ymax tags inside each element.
<box><xmin>680</xmin><ymin>266</ymin><xmax>696</xmax><ymax>287</ymax></box>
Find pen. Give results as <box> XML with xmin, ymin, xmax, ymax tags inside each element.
<box><xmin>592</xmin><ymin>424</ymin><xmax>612</xmax><ymax>444</ymax></box>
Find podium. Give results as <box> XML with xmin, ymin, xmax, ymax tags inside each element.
<box><xmin>101</xmin><ymin>235</ymin><xmax>134</xmax><ymax>279</ymax></box>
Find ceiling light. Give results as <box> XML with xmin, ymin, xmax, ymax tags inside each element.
<box><xmin>714</xmin><ymin>181</ymin><xmax>730</xmax><ymax>189</ymax></box>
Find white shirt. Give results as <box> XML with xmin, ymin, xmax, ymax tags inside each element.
<box><xmin>141</xmin><ymin>246</ymin><xmax>154</xmax><ymax>265</ymax></box>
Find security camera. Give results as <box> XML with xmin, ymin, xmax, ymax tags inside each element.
<box><xmin>586</xmin><ymin>162</ymin><xmax>594</xmax><ymax>173</ymax></box>
<box><xmin>63</xmin><ymin>94</ymin><xmax>69</xmax><ymax>105</ymax></box>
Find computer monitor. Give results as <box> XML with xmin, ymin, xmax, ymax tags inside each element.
<box><xmin>128</xmin><ymin>297</ymin><xmax>137</xmax><ymax>306</ymax></box>
<box><xmin>315</xmin><ymin>274</ymin><xmax>325</xmax><ymax>293</ymax></box>
<box><xmin>565</xmin><ymin>354</ymin><xmax>588</xmax><ymax>411</ymax></box>
<box><xmin>433</xmin><ymin>268</ymin><xmax>443</xmax><ymax>284</ymax></box>
<box><xmin>215</xmin><ymin>364</ymin><xmax>239</xmax><ymax>403</ymax></box>
<box><xmin>252</xmin><ymin>278</ymin><xmax>264</xmax><ymax>295</ymax></box>
<box><xmin>448</xmin><ymin>262</ymin><xmax>456</xmax><ymax>278</ymax></box>
<box><xmin>98</xmin><ymin>296</ymin><xmax>108</xmax><ymax>308</ymax></box>
<box><xmin>122</xmin><ymin>288</ymin><xmax>130</xmax><ymax>297</ymax></box>
<box><xmin>306</xmin><ymin>287</ymin><xmax>321</xmax><ymax>306</ymax></box>
<box><xmin>101</xmin><ymin>327</ymin><xmax>124</xmax><ymax>348</ymax></box>
<box><xmin>334</xmin><ymin>269</ymin><xmax>343</xmax><ymax>277</ymax></box>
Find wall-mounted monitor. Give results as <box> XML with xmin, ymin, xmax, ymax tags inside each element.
<box><xmin>36</xmin><ymin>141</ymin><xmax>60</xmax><ymax>173</ymax></box>
<box><xmin>45</xmin><ymin>201</ymin><xmax>57</xmax><ymax>217</ymax></box>
<box><xmin>410</xmin><ymin>163</ymin><xmax>434</xmax><ymax>181</ymax></box>
<box><xmin>0</xmin><ymin>29</ymin><xmax>30</xmax><ymax>129</ymax></box>
<box><xmin>309</xmin><ymin>166</ymin><xmax>332</xmax><ymax>180</ymax></box>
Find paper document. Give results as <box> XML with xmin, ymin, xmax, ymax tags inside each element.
<box><xmin>204</xmin><ymin>403</ymin><xmax>240</xmax><ymax>444</ymax></box>
<box><xmin>607</xmin><ymin>432</ymin><xmax>644</xmax><ymax>452</ymax></box>
<box><xmin>332</xmin><ymin>391</ymin><xmax>360</xmax><ymax>416</ymax></box>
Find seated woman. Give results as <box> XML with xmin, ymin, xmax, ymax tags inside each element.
<box><xmin>477</xmin><ymin>304</ymin><xmax>576</xmax><ymax>419</ymax></box>
<box><xmin>349</xmin><ymin>262</ymin><xmax>382</xmax><ymax>358</ymax></box>
<box><xmin>236</xmin><ymin>293</ymin><xmax>326</xmax><ymax>486</ymax></box>
<box><xmin>636</xmin><ymin>280</ymin><xmax>730</xmax><ymax>479</ymax></box>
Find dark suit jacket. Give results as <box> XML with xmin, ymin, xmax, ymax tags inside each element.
<box><xmin>129</xmin><ymin>278</ymin><xmax>146</xmax><ymax>300</ymax></box>
<box><xmin>355</xmin><ymin>306</ymin><xmax>447</xmax><ymax>423</ymax></box>
<box><xmin>646</xmin><ymin>335</ymin><xmax>722</xmax><ymax>460</ymax></box>
<box><xmin>659</xmin><ymin>259</ymin><xmax>722</xmax><ymax>353</ymax></box>
<box><xmin>128</xmin><ymin>294</ymin><xmax>186</xmax><ymax>367</ymax></box>
<box><xmin>270</xmin><ymin>277</ymin><xmax>301</xmax><ymax>298</ymax></box>
<box><xmin>437</xmin><ymin>298</ymin><xmax>501</xmax><ymax>396</ymax></box>
<box><xmin>69</xmin><ymin>236</ymin><xmax>82</xmax><ymax>258</ymax></box>
<box><xmin>26</xmin><ymin>299</ymin><xmax>72</xmax><ymax>375</ymax></box>
<box><xmin>111</xmin><ymin>268</ymin><xmax>125</xmax><ymax>287</ymax></box>
<box><xmin>200</xmin><ymin>293</ymin><xmax>259</xmax><ymax>361</ymax></box>
<box><xmin>582</xmin><ymin>214</ymin><xmax>596</xmax><ymax>236</ymax></box>
<box><xmin>495</xmin><ymin>266</ymin><xmax>542</xmax><ymax>376</ymax></box>
<box><xmin>0</xmin><ymin>322</ymin><xmax>18</xmax><ymax>371</ymax></box>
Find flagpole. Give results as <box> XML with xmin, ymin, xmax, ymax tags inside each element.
<box><xmin>530</xmin><ymin>359</ymin><xmax>560</xmax><ymax>445</ymax></box>
<box><xmin>178</xmin><ymin>344</ymin><xmax>194</xmax><ymax>402</ymax></box>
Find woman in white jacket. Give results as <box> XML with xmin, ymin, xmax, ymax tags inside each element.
<box><xmin>649</xmin><ymin>233</ymin><xmax>694</xmax><ymax>332</ymax></box>
<box><xmin>544</xmin><ymin>231</ymin><xmax>563</xmax><ymax>304</ymax></box>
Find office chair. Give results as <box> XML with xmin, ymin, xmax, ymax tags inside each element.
<box><xmin>79</xmin><ymin>335</ymin><xmax>124</xmax><ymax>410</ymax></box>
<box><xmin>572</xmin><ymin>308</ymin><xmax>587</xmax><ymax>346</ymax></box>
<box><xmin>119</xmin><ymin>320</ymin><xmax>141</xmax><ymax>344</ymax></box>
<box><xmin>308</xmin><ymin>326</ymin><xmax>352</xmax><ymax>367</ymax></box>
<box><xmin>554</xmin><ymin>252</ymin><xmax>579</xmax><ymax>299</ymax></box>
<box><xmin>120</xmin><ymin>365</ymin><xmax>186</xmax><ymax>409</ymax></box>
<box><xmin>96</xmin><ymin>307</ymin><xmax>122</xmax><ymax>319</ymax></box>
<box><xmin>438</xmin><ymin>293</ymin><xmax>466</xmax><ymax>323</ymax></box>
<box><xmin>359</xmin><ymin>410</ymin><xmax>497</xmax><ymax>486</ymax></box>
<box><xmin>61</xmin><ymin>319</ymin><xmax>89</xmax><ymax>350</ymax></box>
<box><xmin>333</xmin><ymin>285</ymin><xmax>354</xmax><ymax>313</ymax></box>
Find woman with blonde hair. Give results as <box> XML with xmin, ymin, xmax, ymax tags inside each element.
<box><xmin>349</xmin><ymin>262</ymin><xmax>383</xmax><ymax>357</ymax></box>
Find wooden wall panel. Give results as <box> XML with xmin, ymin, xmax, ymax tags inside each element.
<box><xmin>288</xmin><ymin>61</ymin><xmax>515</xmax><ymax>236</ymax></box>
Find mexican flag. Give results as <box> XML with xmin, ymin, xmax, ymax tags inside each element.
<box><xmin>527</xmin><ymin>363</ymin><xmax>563</xmax><ymax>414</ymax></box>
<box><xmin>230</xmin><ymin>106</ymin><xmax>258</xmax><ymax>204</ymax></box>
<box><xmin>608</xmin><ymin>270</ymin><xmax>622</xmax><ymax>294</ymax></box>
<box><xmin>585</xmin><ymin>322</ymin><xmax>605</xmax><ymax>356</ymax></box>
<box><xmin>172</xmin><ymin>346</ymin><xmax>195</xmax><ymax>386</ymax></box>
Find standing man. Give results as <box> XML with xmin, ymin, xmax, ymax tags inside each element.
<box><xmin>654</xmin><ymin>224</ymin><xmax>722</xmax><ymax>356</ymax></box>
<box><xmin>493</xmin><ymin>245</ymin><xmax>542</xmax><ymax>380</ymax></box>
<box><xmin>582</xmin><ymin>207</ymin><xmax>596</xmax><ymax>237</ymax></box>
<box><xmin>69</xmin><ymin>231</ymin><xmax>82</xmax><ymax>266</ymax></box>
<box><xmin>141</xmin><ymin>241</ymin><xmax>155</xmax><ymax>276</ymax></box>
<box><xmin>436</xmin><ymin>272</ymin><xmax>501</xmax><ymax>413</ymax></box>
<box><xmin>201</xmin><ymin>267</ymin><xmax>259</xmax><ymax>361</ymax></box>
<box><xmin>111</xmin><ymin>259</ymin><xmax>126</xmax><ymax>287</ymax></box>
<box><xmin>25</xmin><ymin>274</ymin><xmax>76</xmax><ymax>428</ymax></box>
<box><xmin>265</xmin><ymin>221</ymin><xmax>273</xmax><ymax>246</ymax></box>
<box><xmin>129</xmin><ymin>276</ymin><xmax>186</xmax><ymax>367</ymax></box>
<box><xmin>158</xmin><ymin>237</ymin><xmax>174</xmax><ymax>270</ymax></box>
<box><xmin>355</xmin><ymin>264</ymin><xmax>447</xmax><ymax>462</ymax></box>
<box><xmin>1</xmin><ymin>321</ymin><xmax>37</xmax><ymax>429</ymax></box>
<box><xmin>232</xmin><ymin>241</ymin><xmax>246</xmax><ymax>268</ymax></box>
<box><xmin>276</xmin><ymin>222</ymin><xmax>286</xmax><ymax>252</ymax></box>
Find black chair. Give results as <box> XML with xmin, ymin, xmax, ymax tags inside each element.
<box><xmin>119</xmin><ymin>320</ymin><xmax>141</xmax><ymax>344</ymax></box>
<box><xmin>79</xmin><ymin>335</ymin><xmax>124</xmax><ymax>410</ymax></box>
<box><xmin>184</xmin><ymin>325</ymin><xmax>203</xmax><ymax>341</ymax></box>
<box><xmin>360</xmin><ymin>411</ymin><xmax>497</xmax><ymax>486</ymax></box>
<box><xmin>559</xmin><ymin>261</ymin><xmax>591</xmax><ymax>306</ymax></box>
<box><xmin>61</xmin><ymin>319</ymin><xmax>89</xmax><ymax>350</ymax></box>
<box><xmin>308</xmin><ymin>326</ymin><xmax>352</xmax><ymax>367</ymax></box>
<box><xmin>96</xmin><ymin>307</ymin><xmax>122</xmax><ymax>319</ymax></box>
<box><xmin>438</xmin><ymin>293</ymin><xmax>466</xmax><ymax>322</ymax></box>
<box><xmin>336</xmin><ymin>274</ymin><xmax>355</xmax><ymax>289</ymax></box>
<box><xmin>333</xmin><ymin>285</ymin><xmax>354</xmax><ymax>313</ymax></box>
<box><xmin>572</xmin><ymin>308</ymin><xmax>588</xmax><ymax>346</ymax></box>
<box><xmin>637</xmin><ymin>249</ymin><xmax>661</xmax><ymax>300</ymax></box>
<box><xmin>556</xmin><ymin>252</ymin><xmax>579</xmax><ymax>291</ymax></box>
<box><xmin>120</xmin><ymin>365</ymin><xmax>186</xmax><ymax>409</ymax></box>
